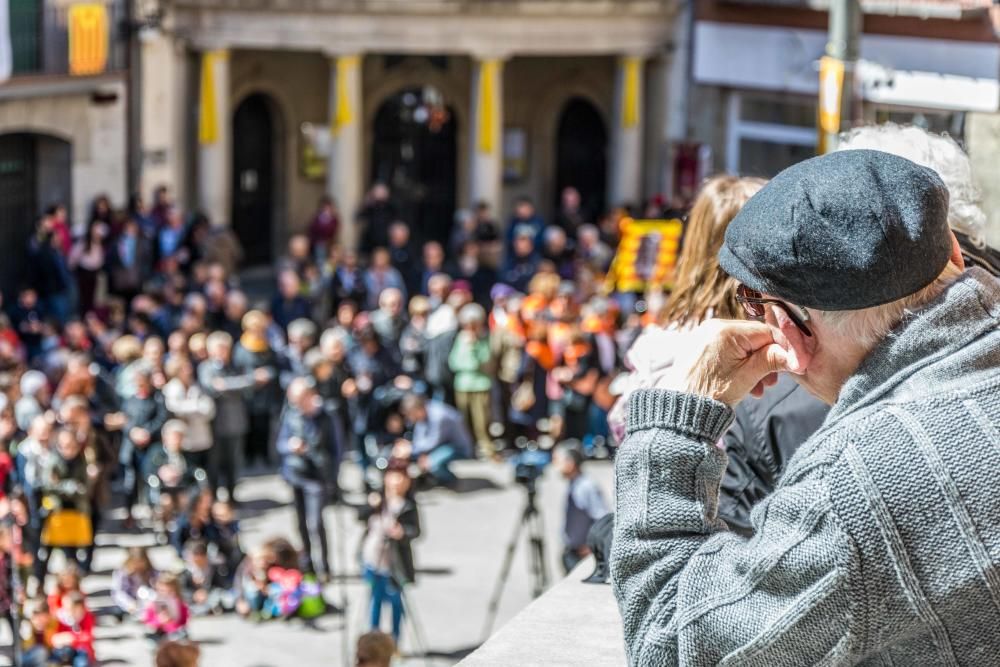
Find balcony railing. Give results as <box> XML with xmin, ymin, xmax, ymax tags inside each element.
<box><xmin>8</xmin><ymin>0</ymin><xmax>128</xmax><ymax>79</ymax></box>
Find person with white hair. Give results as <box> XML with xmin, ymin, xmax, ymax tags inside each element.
<box><xmin>611</xmin><ymin>150</ymin><xmax>1000</xmax><ymax>665</ymax></box>
<box><xmin>280</xmin><ymin>318</ymin><xmax>319</xmax><ymax>390</ymax></box>
<box><xmin>198</xmin><ymin>331</ymin><xmax>265</xmax><ymax>501</ymax></box>
<box><xmin>837</xmin><ymin>122</ymin><xmax>999</xmax><ymax>275</ymax></box>
<box><xmin>448</xmin><ymin>303</ymin><xmax>493</xmax><ymax>458</ymax></box>
<box><xmin>370</xmin><ymin>288</ymin><xmax>407</xmax><ymax>359</ymax></box>
<box><xmin>15</xmin><ymin>370</ymin><xmax>49</xmax><ymax>432</ymax></box>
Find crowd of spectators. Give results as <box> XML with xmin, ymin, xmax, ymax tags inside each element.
<box><xmin>0</xmin><ymin>180</ymin><xmax>664</xmax><ymax>663</ymax></box>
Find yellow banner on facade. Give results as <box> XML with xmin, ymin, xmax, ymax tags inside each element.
<box><xmin>331</xmin><ymin>55</ymin><xmax>359</xmax><ymax>136</ymax></box>
<box><xmin>198</xmin><ymin>52</ymin><xmax>220</xmax><ymax>145</ymax></box>
<box><xmin>477</xmin><ymin>59</ymin><xmax>499</xmax><ymax>154</ymax></box>
<box><xmin>621</xmin><ymin>56</ymin><xmax>641</xmax><ymax>129</ymax></box>
<box><xmin>68</xmin><ymin>3</ymin><xmax>108</xmax><ymax>76</ymax></box>
<box><xmin>604</xmin><ymin>218</ymin><xmax>684</xmax><ymax>293</ymax></box>
<box><xmin>817</xmin><ymin>55</ymin><xmax>844</xmax><ymax>153</ymax></box>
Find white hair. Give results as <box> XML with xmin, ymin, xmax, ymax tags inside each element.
<box><xmin>837</xmin><ymin>123</ymin><xmax>986</xmax><ymax>248</ymax></box>
<box><xmin>287</xmin><ymin>318</ymin><xmax>318</xmax><ymax>342</ymax></box>
<box><xmin>816</xmin><ymin>261</ymin><xmax>964</xmax><ymax>348</ymax></box>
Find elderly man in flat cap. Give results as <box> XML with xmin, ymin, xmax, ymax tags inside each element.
<box><xmin>611</xmin><ymin>149</ymin><xmax>1000</xmax><ymax>666</ymax></box>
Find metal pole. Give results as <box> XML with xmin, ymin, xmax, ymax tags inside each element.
<box><xmin>820</xmin><ymin>0</ymin><xmax>862</xmax><ymax>153</ymax></box>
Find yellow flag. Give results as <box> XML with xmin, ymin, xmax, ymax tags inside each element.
<box><xmin>198</xmin><ymin>51</ymin><xmax>221</xmax><ymax>145</ymax></box>
<box><xmin>477</xmin><ymin>59</ymin><xmax>499</xmax><ymax>154</ymax></box>
<box><xmin>817</xmin><ymin>56</ymin><xmax>845</xmax><ymax>154</ymax></box>
<box><xmin>621</xmin><ymin>56</ymin><xmax>641</xmax><ymax>129</ymax></box>
<box><xmin>331</xmin><ymin>55</ymin><xmax>359</xmax><ymax>136</ymax></box>
<box><xmin>68</xmin><ymin>3</ymin><xmax>108</xmax><ymax>76</ymax></box>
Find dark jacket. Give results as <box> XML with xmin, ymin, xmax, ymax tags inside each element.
<box><xmin>719</xmin><ymin>375</ymin><xmax>829</xmax><ymax>535</ymax></box>
<box><xmin>232</xmin><ymin>343</ymin><xmax>280</xmax><ymax>417</ymax></box>
<box><xmin>198</xmin><ymin>358</ymin><xmax>254</xmax><ymax>438</ymax></box>
<box><xmin>120</xmin><ymin>392</ymin><xmax>169</xmax><ymax>464</ymax></box>
<box><xmin>42</xmin><ymin>451</ymin><xmax>90</xmax><ymax>515</ymax></box>
<box><xmin>360</xmin><ymin>495</ymin><xmax>421</xmax><ymax>585</ymax></box>
<box><xmin>276</xmin><ymin>405</ymin><xmax>333</xmax><ymax>487</ymax></box>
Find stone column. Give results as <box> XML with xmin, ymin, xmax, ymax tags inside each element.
<box><xmin>326</xmin><ymin>53</ymin><xmax>364</xmax><ymax>250</ymax></box>
<box><xmin>609</xmin><ymin>54</ymin><xmax>646</xmax><ymax>208</ymax></box>
<box><xmin>197</xmin><ymin>48</ymin><xmax>231</xmax><ymax>227</ymax></box>
<box><xmin>469</xmin><ymin>55</ymin><xmax>505</xmax><ymax>215</ymax></box>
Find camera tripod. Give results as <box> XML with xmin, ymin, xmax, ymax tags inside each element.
<box><xmin>480</xmin><ymin>483</ymin><xmax>549</xmax><ymax>641</ymax></box>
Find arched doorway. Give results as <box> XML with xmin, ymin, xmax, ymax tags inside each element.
<box><xmin>371</xmin><ymin>87</ymin><xmax>457</xmax><ymax>245</ymax></box>
<box><xmin>555</xmin><ymin>97</ymin><xmax>607</xmax><ymax>220</ymax></box>
<box><xmin>0</xmin><ymin>132</ymin><xmax>71</xmax><ymax>291</ymax></box>
<box><xmin>232</xmin><ymin>93</ymin><xmax>282</xmax><ymax>266</ymax></box>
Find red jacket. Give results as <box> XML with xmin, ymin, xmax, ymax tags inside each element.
<box><xmin>57</xmin><ymin>609</ymin><xmax>95</xmax><ymax>660</ymax></box>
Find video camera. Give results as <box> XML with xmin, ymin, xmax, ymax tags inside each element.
<box><xmin>509</xmin><ymin>442</ymin><xmax>551</xmax><ymax>492</ymax></box>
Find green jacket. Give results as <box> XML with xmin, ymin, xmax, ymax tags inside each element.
<box><xmin>448</xmin><ymin>334</ymin><xmax>492</xmax><ymax>393</ymax></box>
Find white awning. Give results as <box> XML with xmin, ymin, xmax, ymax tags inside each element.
<box><xmin>693</xmin><ymin>21</ymin><xmax>1000</xmax><ymax>112</ymax></box>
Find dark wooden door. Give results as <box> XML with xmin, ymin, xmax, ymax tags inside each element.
<box><xmin>0</xmin><ymin>134</ymin><xmax>39</xmax><ymax>292</ymax></box>
<box><xmin>371</xmin><ymin>88</ymin><xmax>457</xmax><ymax>246</ymax></box>
<box><xmin>556</xmin><ymin>97</ymin><xmax>607</xmax><ymax>219</ymax></box>
<box><xmin>232</xmin><ymin>94</ymin><xmax>274</xmax><ymax>266</ymax></box>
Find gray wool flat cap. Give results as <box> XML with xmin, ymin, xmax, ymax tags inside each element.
<box><xmin>719</xmin><ymin>149</ymin><xmax>953</xmax><ymax>311</ymax></box>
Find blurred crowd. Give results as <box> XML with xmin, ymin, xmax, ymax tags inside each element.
<box><xmin>0</xmin><ymin>178</ymin><xmax>675</xmax><ymax>664</ymax></box>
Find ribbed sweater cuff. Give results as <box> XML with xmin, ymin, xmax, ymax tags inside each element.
<box><xmin>626</xmin><ymin>389</ymin><xmax>734</xmax><ymax>443</ymax></box>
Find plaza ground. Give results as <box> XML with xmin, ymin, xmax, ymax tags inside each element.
<box><xmin>0</xmin><ymin>458</ymin><xmax>614</xmax><ymax>667</ymax></box>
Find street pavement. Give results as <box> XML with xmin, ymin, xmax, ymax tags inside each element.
<box><xmin>0</xmin><ymin>458</ymin><xmax>614</xmax><ymax>667</ymax></box>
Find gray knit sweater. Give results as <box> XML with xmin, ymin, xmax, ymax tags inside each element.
<box><xmin>611</xmin><ymin>268</ymin><xmax>1000</xmax><ymax>666</ymax></box>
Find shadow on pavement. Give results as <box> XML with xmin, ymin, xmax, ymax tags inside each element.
<box><xmin>450</xmin><ymin>477</ymin><xmax>502</xmax><ymax>494</ymax></box>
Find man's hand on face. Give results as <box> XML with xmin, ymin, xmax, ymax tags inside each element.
<box><xmin>654</xmin><ymin>320</ymin><xmax>801</xmax><ymax>407</ymax></box>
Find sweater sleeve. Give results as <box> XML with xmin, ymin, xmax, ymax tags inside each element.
<box><xmin>611</xmin><ymin>389</ymin><xmax>856</xmax><ymax>667</ymax></box>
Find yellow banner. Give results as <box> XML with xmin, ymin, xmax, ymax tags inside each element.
<box><xmin>604</xmin><ymin>218</ymin><xmax>684</xmax><ymax>293</ymax></box>
<box><xmin>817</xmin><ymin>55</ymin><xmax>844</xmax><ymax>153</ymax></box>
<box><xmin>621</xmin><ymin>56</ymin><xmax>641</xmax><ymax>129</ymax></box>
<box><xmin>197</xmin><ymin>51</ymin><xmax>221</xmax><ymax>145</ymax></box>
<box><xmin>68</xmin><ymin>3</ymin><xmax>108</xmax><ymax>76</ymax></box>
<box><xmin>331</xmin><ymin>55</ymin><xmax>360</xmax><ymax>136</ymax></box>
<box><xmin>477</xmin><ymin>59</ymin><xmax>499</xmax><ymax>154</ymax></box>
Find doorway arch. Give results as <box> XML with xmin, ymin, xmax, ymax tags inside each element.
<box><xmin>0</xmin><ymin>132</ymin><xmax>72</xmax><ymax>291</ymax></box>
<box><xmin>555</xmin><ymin>97</ymin><xmax>607</xmax><ymax>220</ymax></box>
<box><xmin>231</xmin><ymin>93</ymin><xmax>283</xmax><ymax>266</ymax></box>
<box><xmin>371</xmin><ymin>87</ymin><xmax>458</xmax><ymax>245</ymax></box>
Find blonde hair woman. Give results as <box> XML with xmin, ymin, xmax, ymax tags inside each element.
<box><xmin>608</xmin><ymin>175</ymin><xmax>765</xmax><ymax>441</ymax></box>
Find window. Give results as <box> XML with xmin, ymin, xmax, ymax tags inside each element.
<box><xmin>873</xmin><ymin>108</ymin><xmax>965</xmax><ymax>145</ymax></box>
<box><xmin>726</xmin><ymin>92</ymin><xmax>817</xmax><ymax>177</ymax></box>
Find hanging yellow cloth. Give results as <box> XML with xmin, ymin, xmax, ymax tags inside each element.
<box><xmin>331</xmin><ymin>55</ymin><xmax>360</xmax><ymax>136</ymax></box>
<box><xmin>477</xmin><ymin>59</ymin><xmax>499</xmax><ymax>154</ymax></box>
<box><xmin>621</xmin><ymin>56</ymin><xmax>641</xmax><ymax>129</ymax></box>
<box><xmin>198</xmin><ymin>51</ymin><xmax>224</xmax><ymax>145</ymax></box>
<box><xmin>68</xmin><ymin>3</ymin><xmax>108</xmax><ymax>76</ymax></box>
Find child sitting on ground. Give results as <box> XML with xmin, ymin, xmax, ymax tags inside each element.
<box><xmin>20</xmin><ymin>600</ymin><xmax>58</xmax><ymax>667</ymax></box>
<box><xmin>210</xmin><ymin>500</ymin><xmax>242</xmax><ymax>581</ymax></box>
<box><xmin>232</xmin><ymin>537</ymin><xmax>298</xmax><ymax>620</ymax></box>
<box><xmin>181</xmin><ymin>540</ymin><xmax>227</xmax><ymax>615</ymax></box>
<box><xmin>51</xmin><ymin>592</ymin><xmax>95</xmax><ymax>667</ymax></box>
<box><xmin>47</xmin><ymin>565</ymin><xmax>84</xmax><ymax>617</ymax></box>
<box><xmin>143</xmin><ymin>572</ymin><xmax>190</xmax><ymax>642</ymax></box>
<box><xmin>111</xmin><ymin>546</ymin><xmax>157</xmax><ymax>621</ymax></box>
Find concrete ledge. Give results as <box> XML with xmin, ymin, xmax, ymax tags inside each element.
<box><xmin>460</xmin><ymin>560</ymin><xmax>626</xmax><ymax>667</ymax></box>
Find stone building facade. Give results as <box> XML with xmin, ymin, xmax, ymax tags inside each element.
<box><xmin>141</xmin><ymin>0</ymin><xmax>687</xmax><ymax>260</ymax></box>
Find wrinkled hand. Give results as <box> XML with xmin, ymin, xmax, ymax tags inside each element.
<box><xmin>654</xmin><ymin>320</ymin><xmax>801</xmax><ymax>406</ymax></box>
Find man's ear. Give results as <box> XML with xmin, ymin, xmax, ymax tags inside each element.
<box><xmin>767</xmin><ymin>304</ymin><xmax>815</xmax><ymax>375</ymax></box>
<box><xmin>949</xmin><ymin>231</ymin><xmax>966</xmax><ymax>271</ymax></box>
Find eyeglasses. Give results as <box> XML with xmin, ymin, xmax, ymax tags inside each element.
<box><xmin>735</xmin><ymin>284</ymin><xmax>813</xmax><ymax>338</ymax></box>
